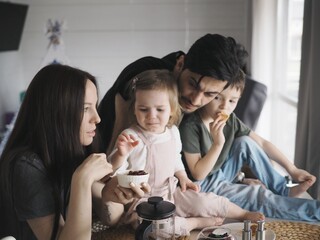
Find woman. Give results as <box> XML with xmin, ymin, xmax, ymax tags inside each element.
<box><xmin>0</xmin><ymin>64</ymin><xmax>149</xmax><ymax>240</ymax></box>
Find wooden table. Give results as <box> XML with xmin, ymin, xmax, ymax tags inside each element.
<box><xmin>92</xmin><ymin>193</ymin><xmax>320</xmax><ymax>240</ymax></box>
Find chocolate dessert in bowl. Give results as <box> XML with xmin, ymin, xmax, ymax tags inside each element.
<box><xmin>117</xmin><ymin>170</ymin><xmax>149</xmax><ymax>188</ymax></box>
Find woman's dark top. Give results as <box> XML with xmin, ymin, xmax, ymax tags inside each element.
<box><xmin>1</xmin><ymin>152</ymin><xmax>67</xmax><ymax>239</ymax></box>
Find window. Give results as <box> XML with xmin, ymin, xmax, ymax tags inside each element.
<box><xmin>274</xmin><ymin>0</ymin><xmax>304</xmax><ymax>164</ymax></box>
<box><xmin>252</xmin><ymin>0</ymin><xmax>305</xmax><ymax>169</ymax></box>
<box><xmin>285</xmin><ymin>0</ymin><xmax>304</xmax><ymax>102</ymax></box>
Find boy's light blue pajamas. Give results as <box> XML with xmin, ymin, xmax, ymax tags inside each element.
<box><xmin>199</xmin><ymin>136</ymin><xmax>320</xmax><ymax>221</ymax></box>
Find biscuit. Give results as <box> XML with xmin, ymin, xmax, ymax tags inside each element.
<box><xmin>218</xmin><ymin>112</ymin><xmax>229</xmax><ymax>121</ymax></box>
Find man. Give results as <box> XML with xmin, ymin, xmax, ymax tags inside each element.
<box><xmin>98</xmin><ymin>33</ymin><xmax>245</xmax><ymax>154</ymax></box>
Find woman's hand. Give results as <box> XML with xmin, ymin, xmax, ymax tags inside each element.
<box><xmin>101</xmin><ymin>177</ymin><xmax>150</xmax><ymax>205</ymax></box>
<box><xmin>58</xmin><ymin>154</ymin><xmax>113</xmax><ymax>240</ymax></box>
<box><xmin>74</xmin><ymin>153</ymin><xmax>113</xmax><ymax>186</ymax></box>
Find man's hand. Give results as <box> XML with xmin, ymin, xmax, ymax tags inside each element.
<box><xmin>242</xmin><ymin>178</ymin><xmax>266</xmax><ymax>189</ymax></box>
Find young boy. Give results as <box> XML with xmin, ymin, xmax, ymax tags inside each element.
<box><xmin>179</xmin><ymin>70</ymin><xmax>320</xmax><ymax>222</ymax></box>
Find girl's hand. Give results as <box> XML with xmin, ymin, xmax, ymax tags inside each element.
<box><xmin>102</xmin><ymin>177</ymin><xmax>150</xmax><ymax>205</ymax></box>
<box><xmin>116</xmin><ymin>132</ymin><xmax>139</xmax><ymax>157</ymax></box>
<box><xmin>179</xmin><ymin>178</ymin><xmax>200</xmax><ymax>192</ymax></box>
<box><xmin>209</xmin><ymin>117</ymin><xmax>226</xmax><ymax>146</ymax></box>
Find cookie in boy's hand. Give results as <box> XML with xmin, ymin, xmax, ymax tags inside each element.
<box><xmin>117</xmin><ymin>170</ymin><xmax>149</xmax><ymax>188</ymax></box>
<box><xmin>217</xmin><ymin>112</ymin><xmax>229</xmax><ymax>121</ymax></box>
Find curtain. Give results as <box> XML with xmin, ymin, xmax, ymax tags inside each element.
<box><xmin>294</xmin><ymin>0</ymin><xmax>320</xmax><ymax>200</ymax></box>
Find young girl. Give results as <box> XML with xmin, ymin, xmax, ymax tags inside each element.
<box><xmin>179</xmin><ymin>70</ymin><xmax>320</xmax><ymax>221</ymax></box>
<box><xmin>0</xmin><ymin>65</ymin><xmax>149</xmax><ymax>240</ymax></box>
<box><xmin>109</xmin><ymin>69</ymin><xmax>264</xmax><ymax>235</ymax></box>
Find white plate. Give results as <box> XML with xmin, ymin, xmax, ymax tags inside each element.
<box><xmin>221</xmin><ymin>223</ymin><xmax>276</xmax><ymax>240</ymax></box>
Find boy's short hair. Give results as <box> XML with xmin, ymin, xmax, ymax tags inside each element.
<box><xmin>228</xmin><ymin>69</ymin><xmax>246</xmax><ymax>95</ymax></box>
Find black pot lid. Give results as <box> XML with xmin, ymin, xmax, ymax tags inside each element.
<box><xmin>136</xmin><ymin>196</ymin><xmax>176</xmax><ymax>220</ymax></box>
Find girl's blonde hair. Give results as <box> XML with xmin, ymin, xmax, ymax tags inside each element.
<box><xmin>129</xmin><ymin>69</ymin><xmax>181</xmax><ymax>127</ymax></box>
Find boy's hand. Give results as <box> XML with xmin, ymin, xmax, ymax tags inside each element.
<box><xmin>290</xmin><ymin>168</ymin><xmax>316</xmax><ymax>186</ymax></box>
<box><xmin>116</xmin><ymin>132</ymin><xmax>139</xmax><ymax>156</ymax></box>
<box><xmin>209</xmin><ymin>117</ymin><xmax>226</xmax><ymax>146</ymax></box>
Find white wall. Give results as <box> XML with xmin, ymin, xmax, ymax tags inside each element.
<box><xmin>0</xmin><ymin>0</ymin><xmax>251</xmax><ymax>129</ymax></box>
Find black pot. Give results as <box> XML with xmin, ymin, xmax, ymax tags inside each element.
<box><xmin>135</xmin><ymin>196</ymin><xmax>176</xmax><ymax>240</ymax></box>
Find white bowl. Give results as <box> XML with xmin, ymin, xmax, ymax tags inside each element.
<box><xmin>117</xmin><ymin>170</ymin><xmax>149</xmax><ymax>188</ymax></box>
